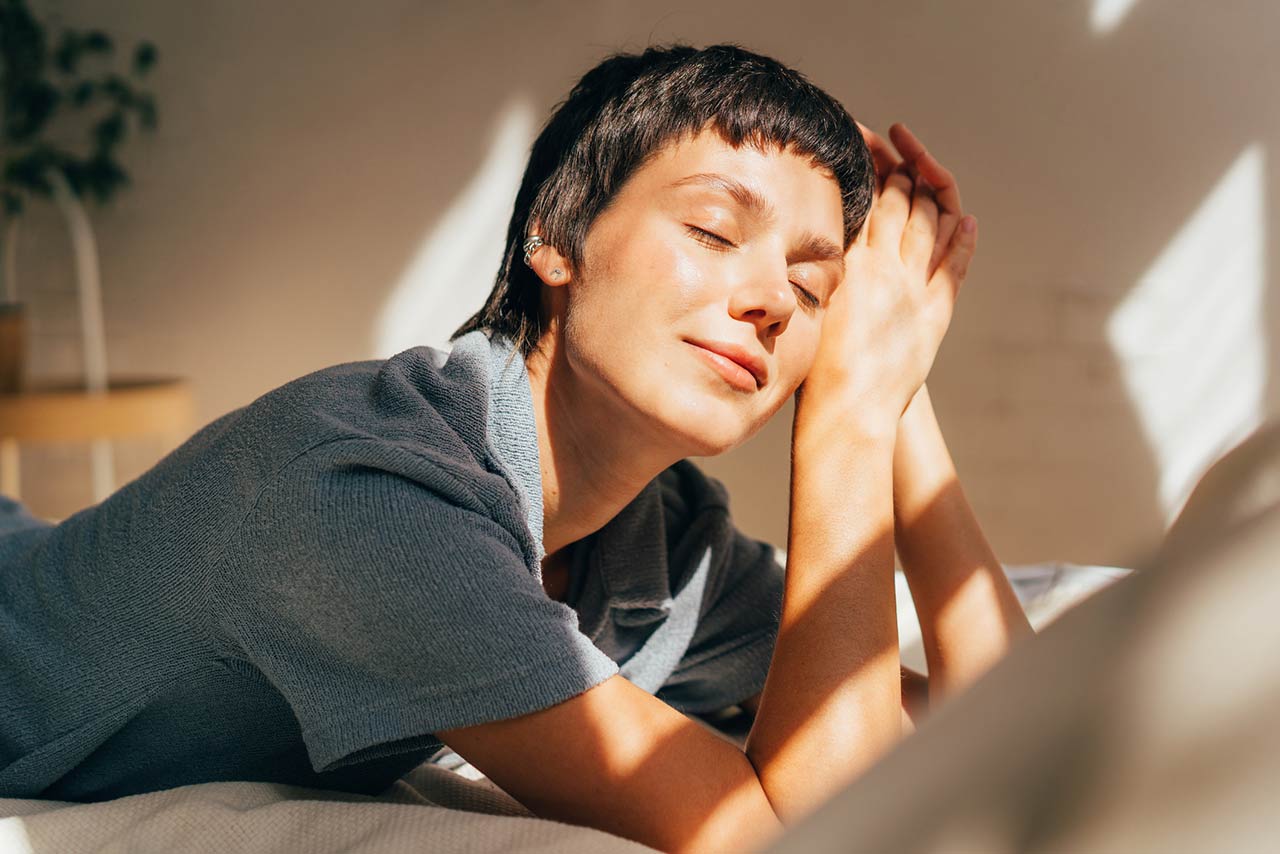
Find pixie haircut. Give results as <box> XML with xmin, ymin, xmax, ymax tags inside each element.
<box><xmin>452</xmin><ymin>43</ymin><xmax>876</xmax><ymax>358</ymax></box>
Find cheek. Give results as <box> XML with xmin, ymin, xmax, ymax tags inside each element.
<box><xmin>777</xmin><ymin>322</ymin><xmax>822</xmax><ymax>384</ymax></box>
<box><xmin>584</xmin><ymin>226</ymin><xmax>709</xmax><ymax>318</ymax></box>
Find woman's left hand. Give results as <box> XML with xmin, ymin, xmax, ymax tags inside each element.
<box><xmin>857</xmin><ymin>121</ymin><xmax>965</xmax><ymax>280</ymax></box>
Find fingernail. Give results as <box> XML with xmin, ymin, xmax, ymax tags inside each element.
<box><xmin>962</xmin><ymin>216</ymin><xmax>976</xmax><ymax>233</ymax></box>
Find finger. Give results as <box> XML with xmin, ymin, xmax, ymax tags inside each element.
<box><xmin>866</xmin><ymin>165</ymin><xmax>914</xmax><ymax>249</ymax></box>
<box><xmin>857</xmin><ymin>121</ymin><xmax>902</xmax><ymax>192</ymax></box>
<box><xmin>928</xmin><ymin>215</ymin><xmax>978</xmax><ymax>310</ymax></box>
<box><xmin>928</xmin><ymin>210</ymin><xmax>960</xmax><ymax>279</ymax></box>
<box><xmin>916</xmin><ymin>152</ymin><xmax>962</xmax><ymax>217</ymax></box>
<box><xmin>889</xmin><ymin>123</ymin><xmax>963</xmax><ymax>215</ymax></box>
<box><xmin>854</xmin><ymin>215</ymin><xmax>871</xmax><ymax>247</ymax></box>
<box><xmin>901</xmin><ymin>177</ymin><xmax>939</xmax><ymax>271</ymax></box>
<box><xmin>887</xmin><ymin>122</ymin><xmax>928</xmax><ymax>170</ymax></box>
<box><xmin>889</xmin><ymin>124</ymin><xmax>964</xmax><ymax>279</ymax></box>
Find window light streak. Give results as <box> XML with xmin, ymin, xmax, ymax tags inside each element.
<box><xmin>372</xmin><ymin>96</ymin><xmax>537</xmax><ymax>357</ymax></box>
<box><xmin>1091</xmin><ymin>0</ymin><xmax>1142</xmax><ymax>34</ymax></box>
<box><xmin>1106</xmin><ymin>144</ymin><xmax>1267</xmax><ymax>529</ymax></box>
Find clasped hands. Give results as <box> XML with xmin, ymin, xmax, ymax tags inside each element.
<box><xmin>799</xmin><ymin>121</ymin><xmax>977</xmax><ymax>438</ymax></box>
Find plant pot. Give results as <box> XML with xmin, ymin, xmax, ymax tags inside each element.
<box><xmin>0</xmin><ymin>302</ymin><xmax>27</xmax><ymax>394</ymax></box>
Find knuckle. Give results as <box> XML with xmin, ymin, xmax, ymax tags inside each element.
<box><xmin>888</xmin><ymin>170</ymin><xmax>912</xmax><ymax>187</ymax></box>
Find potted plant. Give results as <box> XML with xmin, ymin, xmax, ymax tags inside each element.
<box><xmin>0</xmin><ymin>0</ymin><xmax>158</xmax><ymax>394</ymax></box>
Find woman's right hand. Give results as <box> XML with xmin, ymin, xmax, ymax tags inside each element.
<box><xmin>797</xmin><ymin>126</ymin><xmax>977</xmax><ymax>438</ymax></box>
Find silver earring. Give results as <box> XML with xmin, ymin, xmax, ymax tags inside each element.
<box><xmin>551</xmin><ymin>268</ymin><xmax>563</xmax><ymax>279</ymax></box>
<box><xmin>522</xmin><ymin>235</ymin><xmax>544</xmax><ymax>267</ymax></box>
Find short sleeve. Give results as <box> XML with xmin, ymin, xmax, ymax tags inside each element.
<box><xmin>219</xmin><ymin>442</ymin><xmax>620</xmax><ymax>774</ymax></box>
<box><xmin>656</xmin><ymin>523</ymin><xmax>786</xmax><ymax>715</ymax></box>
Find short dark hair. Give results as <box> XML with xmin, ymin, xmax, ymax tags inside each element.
<box><xmin>451</xmin><ymin>43</ymin><xmax>875</xmax><ymax>358</ymax></box>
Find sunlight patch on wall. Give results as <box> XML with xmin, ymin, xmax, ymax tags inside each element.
<box><xmin>1106</xmin><ymin>144</ymin><xmax>1267</xmax><ymax>529</ymax></box>
<box><xmin>371</xmin><ymin>96</ymin><xmax>538</xmax><ymax>358</ymax></box>
<box><xmin>1090</xmin><ymin>0</ymin><xmax>1142</xmax><ymax>34</ymax></box>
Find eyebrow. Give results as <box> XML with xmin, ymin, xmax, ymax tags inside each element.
<box><xmin>666</xmin><ymin>172</ymin><xmax>846</xmax><ymax>276</ymax></box>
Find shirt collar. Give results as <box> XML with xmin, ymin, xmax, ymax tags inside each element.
<box><xmin>456</xmin><ymin>329</ymin><xmax>674</xmax><ymax>623</ymax></box>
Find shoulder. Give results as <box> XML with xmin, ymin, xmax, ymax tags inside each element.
<box><xmin>191</xmin><ymin>338</ymin><xmax>506</xmax><ymax>508</ymax></box>
<box><xmin>246</xmin><ymin>342</ymin><xmax>488</xmax><ymax>463</ymax></box>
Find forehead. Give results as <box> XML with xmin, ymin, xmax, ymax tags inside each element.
<box><xmin>624</xmin><ymin>129</ymin><xmax>844</xmax><ymax>234</ymax></box>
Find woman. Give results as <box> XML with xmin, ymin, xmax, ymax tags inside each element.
<box><xmin>0</xmin><ymin>43</ymin><xmax>1030</xmax><ymax>852</ymax></box>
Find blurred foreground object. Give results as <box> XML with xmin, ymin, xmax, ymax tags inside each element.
<box><xmin>769</xmin><ymin>419</ymin><xmax>1280</xmax><ymax>854</ymax></box>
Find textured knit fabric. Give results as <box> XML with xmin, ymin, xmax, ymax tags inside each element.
<box><xmin>0</xmin><ymin>331</ymin><xmax>784</xmax><ymax>803</ymax></box>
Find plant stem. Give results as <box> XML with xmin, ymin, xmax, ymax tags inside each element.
<box><xmin>1</xmin><ymin>216</ymin><xmax>18</xmax><ymax>304</ymax></box>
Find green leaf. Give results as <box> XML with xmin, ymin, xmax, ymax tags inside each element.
<box><xmin>83</xmin><ymin>30</ymin><xmax>112</xmax><ymax>54</ymax></box>
<box><xmin>134</xmin><ymin>94</ymin><xmax>158</xmax><ymax>130</ymax></box>
<box><xmin>4</xmin><ymin>147</ymin><xmax>57</xmax><ymax>197</ymax></box>
<box><xmin>93</xmin><ymin>112</ymin><xmax>126</xmax><ymax>151</ymax></box>
<box><xmin>102</xmin><ymin>74</ymin><xmax>132</xmax><ymax>104</ymax></box>
<box><xmin>6</xmin><ymin>80</ymin><xmax>61</xmax><ymax>142</ymax></box>
<box><xmin>70</xmin><ymin>80</ymin><xmax>96</xmax><ymax>107</ymax></box>
<box><xmin>1</xmin><ymin>192</ymin><xmax>23</xmax><ymax>216</ymax></box>
<box><xmin>82</xmin><ymin>156</ymin><xmax>128</xmax><ymax>203</ymax></box>
<box><xmin>53</xmin><ymin>31</ymin><xmax>83</xmax><ymax>74</ymax></box>
<box><xmin>133</xmin><ymin>42</ymin><xmax>158</xmax><ymax>74</ymax></box>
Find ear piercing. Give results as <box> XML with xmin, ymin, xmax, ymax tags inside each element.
<box><xmin>519</xmin><ymin>235</ymin><xmax>565</xmax><ymax>281</ymax></box>
<box><xmin>522</xmin><ymin>235</ymin><xmax>544</xmax><ymax>266</ymax></box>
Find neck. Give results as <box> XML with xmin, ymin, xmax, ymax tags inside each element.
<box><xmin>524</xmin><ymin>325</ymin><xmax>682</xmax><ymax>557</ymax></box>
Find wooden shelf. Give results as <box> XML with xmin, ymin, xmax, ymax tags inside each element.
<box><xmin>0</xmin><ymin>377</ymin><xmax>194</xmax><ymax>444</ymax></box>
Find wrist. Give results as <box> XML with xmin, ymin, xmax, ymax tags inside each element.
<box><xmin>793</xmin><ymin>383</ymin><xmax>901</xmax><ymax>446</ymax></box>
<box><xmin>792</xmin><ymin>409</ymin><xmax>898</xmax><ymax>475</ymax></box>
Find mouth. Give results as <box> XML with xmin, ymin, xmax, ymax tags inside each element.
<box><xmin>685</xmin><ymin>339</ymin><xmax>767</xmax><ymax>391</ymax></box>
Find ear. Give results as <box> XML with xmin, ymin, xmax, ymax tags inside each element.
<box><xmin>524</xmin><ymin>221</ymin><xmax>573</xmax><ymax>287</ymax></box>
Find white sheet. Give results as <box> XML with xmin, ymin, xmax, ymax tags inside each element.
<box><xmin>0</xmin><ymin>762</ymin><xmax>658</xmax><ymax>853</ymax></box>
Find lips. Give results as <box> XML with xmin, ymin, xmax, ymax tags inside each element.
<box><xmin>687</xmin><ymin>339</ymin><xmax>768</xmax><ymax>389</ymax></box>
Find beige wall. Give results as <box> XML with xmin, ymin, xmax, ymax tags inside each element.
<box><xmin>10</xmin><ymin>0</ymin><xmax>1278</xmax><ymax>569</ymax></box>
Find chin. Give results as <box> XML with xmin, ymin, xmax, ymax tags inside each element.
<box><xmin>652</xmin><ymin>388</ymin><xmax>760</xmax><ymax>457</ymax></box>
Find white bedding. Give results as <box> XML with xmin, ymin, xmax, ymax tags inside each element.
<box><xmin>0</xmin><ymin>761</ymin><xmax>658</xmax><ymax>853</ymax></box>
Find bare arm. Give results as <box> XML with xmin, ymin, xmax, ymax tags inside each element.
<box><xmin>893</xmin><ymin>383</ymin><xmax>1032</xmax><ymax>702</ymax></box>
<box><xmin>438</xmin><ymin>675</ymin><xmax>786</xmax><ymax>854</ymax></box>
<box><xmin>740</xmin><ymin>661</ymin><xmax>928</xmax><ymax>730</ymax></box>
<box><xmin>742</xmin><ymin>419</ymin><xmax>904</xmax><ymax>823</ymax></box>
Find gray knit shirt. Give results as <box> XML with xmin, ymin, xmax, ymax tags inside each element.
<box><xmin>0</xmin><ymin>330</ymin><xmax>784</xmax><ymax>802</ymax></box>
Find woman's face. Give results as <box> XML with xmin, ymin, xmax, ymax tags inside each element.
<box><xmin>554</xmin><ymin>128</ymin><xmax>847</xmax><ymax>457</ymax></box>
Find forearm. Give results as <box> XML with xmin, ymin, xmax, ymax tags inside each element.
<box><xmin>892</xmin><ymin>385</ymin><xmax>1032</xmax><ymax>699</ymax></box>
<box><xmin>744</xmin><ymin>404</ymin><xmax>902</xmax><ymax>825</ymax></box>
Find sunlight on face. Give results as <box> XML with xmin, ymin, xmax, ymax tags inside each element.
<box><xmin>556</xmin><ymin>128</ymin><xmax>846</xmax><ymax>457</ymax></box>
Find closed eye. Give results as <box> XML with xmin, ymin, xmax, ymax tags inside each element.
<box><xmin>686</xmin><ymin>225</ymin><xmax>734</xmax><ymax>249</ymax></box>
<box><xmin>685</xmin><ymin>226</ymin><xmax>822</xmax><ymax>311</ymax></box>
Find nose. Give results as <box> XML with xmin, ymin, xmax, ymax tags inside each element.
<box><xmin>727</xmin><ymin>253</ymin><xmax>797</xmax><ymax>338</ymax></box>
